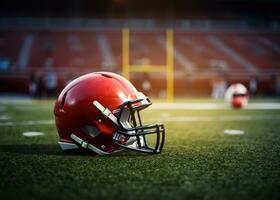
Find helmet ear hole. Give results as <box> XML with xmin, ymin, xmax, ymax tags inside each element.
<box><xmin>82</xmin><ymin>125</ymin><xmax>100</xmax><ymax>138</ymax></box>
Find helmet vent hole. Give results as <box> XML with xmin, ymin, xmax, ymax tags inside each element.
<box><xmin>100</xmin><ymin>73</ymin><xmax>113</xmax><ymax>78</ymax></box>
<box><xmin>82</xmin><ymin>125</ymin><xmax>100</xmax><ymax>138</ymax></box>
<box><xmin>60</xmin><ymin>92</ymin><xmax>68</xmax><ymax>111</ymax></box>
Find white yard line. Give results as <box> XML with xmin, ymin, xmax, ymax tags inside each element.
<box><xmin>151</xmin><ymin>103</ymin><xmax>280</xmax><ymax>110</ymax></box>
<box><xmin>12</xmin><ymin>106</ymin><xmax>51</xmax><ymax>111</ymax></box>
<box><xmin>0</xmin><ymin>98</ymin><xmax>33</xmax><ymax>104</ymax></box>
<box><xmin>1</xmin><ymin>114</ymin><xmax>280</xmax><ymax>126</ymax></box>
<box><xmin>0</xmin><ymin>115</ymin><xmax>10</xmax><ymax>120</ymax></box>
<box><xmin>12</xmin><ymin>103</ymin><xmax>280</xmax><ymax>111</ymax></box>
<box><xmin>224</xmin><ymin>129</ymin><xmax>245</xmax><ymax>135</ymax></box>
<box><xmin>22</xmin><ymin>131</ymin><xmax>45</xmax><ymax>137</ymax></box>
<box><xmin>156</xmin><ymin>115</ymin><xmax>280</xmax><ymax>122</ymax></box>
<box><xmin>0</xmin><ymin>120</ymin><xmax>54</xmax><ymax>126</ymax></box>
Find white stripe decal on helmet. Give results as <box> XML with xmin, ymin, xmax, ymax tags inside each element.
<box><xmin>93</xmin><ymin>100</ymin><xmax>118</xmax><ymax>125</ymax></box>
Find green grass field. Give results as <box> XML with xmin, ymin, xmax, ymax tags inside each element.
<box><xmin>0</xmin><ymin>99</ymin><xmax>280</xmax><ymax>200</ymax></box>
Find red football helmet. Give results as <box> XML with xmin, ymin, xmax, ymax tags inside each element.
<box><xmin>54</xmin><ymin>72</ymin><xmax>165</xmax><ymax>155</ymax></box>
<box><xmin>225</xmin><ymin>83</ymin><xmax>249</xmax><ymax>109</ymax></box>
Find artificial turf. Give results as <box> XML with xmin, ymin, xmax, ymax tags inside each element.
<box><xmin>0</xmin><ymin>100</ymin><xmax>280</xmax><ymax>200</ymax></box>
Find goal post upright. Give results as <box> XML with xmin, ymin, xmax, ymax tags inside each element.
<box><xmin>122</xmin><ymin>28</ymin><xmax>174</xmax><ymax>102</ymax></box>
<box><xmin>166</xmin><ymin>29</ymin><xmax>174</xmax><ymax>103</ymax></box>
<box><xmin>122</xmin><ymin>28</ymin><xmax>130</xmax><ymax>80</ymax></box>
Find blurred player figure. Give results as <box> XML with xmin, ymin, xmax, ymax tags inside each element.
<box><xmin>141</xmin><ymin>73</ymin><xmax>151</xmax><ymax>96</ymax></box>
<box><xmin>28</xmin><ymin>71</ymin><xmax>37</xmax><ymax>98</ymax></box>
<box><xmin>32</xmin><ymin>70</ymin><xmax>44</xmax><ymax>99</ymax></box>
<box><xmin>29</xmin><ymin>70</ymin><xmax>44</xmax><ymax>99</ymax></box>
<box><xmin>249</xmin><ymin>77</ymin><xmax>258</xmax><ymax>97</ymax></box>
<box><xmin>44</xmin><ymin>68</ymin><xmax>58</xmax><ymax>97</ymax></box>
<box><xmin>211</xmin><ymin>76</ymin><xmax>227</xmax><ymax>99</ymax></box>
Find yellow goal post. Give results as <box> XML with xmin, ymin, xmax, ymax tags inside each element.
<box><xmin>122</xmin><ymin>28</ymin><xmax>174</xmax><ymax>102</ymax></box>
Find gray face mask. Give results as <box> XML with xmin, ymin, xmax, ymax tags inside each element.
<box><xmin>113</xmin><ymin>98</ymin><xmax>165</xmax><ymax>154</ymax></box>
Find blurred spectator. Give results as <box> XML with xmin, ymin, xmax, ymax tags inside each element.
<box><xmin>0</xmin><ymin>58</ymin><xmax>10</xmax><ymax>71</ymax></box>
<box><xmin>142</xmin><ymin>80</ymin><xmax>151</xmax><ymax>95</ymax></box>
<box><xmin>185</xmin><ymin>72</ymin><xmax>194</xmax><ymax>96</ymax></box>
<box><xmin>44</xmin><ymin>69</ymin><xmax>58</xmax><ymax>97</ymax></box>
<box><xmin>36</xmin><ymin>71</ymin><xmax>44</xmax><ymax>98</ymax></box>
<box><xmin>277</xmin><ymin>74</ymin><xmax>280</xmax><ymax>96</ymax></box>
<box><xmin>29</xmin><ymin>71</ymin><xmax>37</xmax><ymax>97</ymax></box>
<box><xmin>141</xmin><ymin>73</ymin><xmax>151</xmax><ymax>96</ymax></box>
<box><xmin>44</xmin><ymin>57</ymin><xmax>54</xmax><ymax>69</ymax></box>
<box><xmin>43</xmin><ymin>37</ymin><xmax>54</xmax><ymax>57</ymax></box>
<box><xmin>249</xmin><ymin>77</ymin><xmax>258</xmax><ymax>96</ymax></box>
<box><xmin>270</xmin><ymin>74</ymin><xmax>277</xmax><ymax>96</ymax></box>
<box><xmin>211</xmin><ymin>76</ymin><xmax>227</xmax><ymax>99</ymax></box>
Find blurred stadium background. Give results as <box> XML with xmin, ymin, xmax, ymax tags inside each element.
<box><xmin>1</xmin><ymin>0</ymin><xmax>280</xmax><ymax>99</ymax></box>
<box><xmin>1</xmin><ymin>1</ymin><xmax>280</xmax><ymax>200</ymax></box>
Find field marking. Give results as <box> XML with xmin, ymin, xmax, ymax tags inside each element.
<box><xmin>151</xmin><ymin>102</ymin><xmax>280</xmax><ymax>110</ymax></box>
<box><xmin>223</xmin><ymin>129</ymin><xmax>245</xmax><ymax>135</ymax></box>
<box><xmin>22</xmin><ymin>131</ymin><xmax>45</xmax><ymax>137</ymax></box>
<box><xmin>0</xmin><ymin>120</ymin><xmax>54</xmax><ymax>126</ymax></box>
<box><xmin>0</xmin><ymin>99</ymin><xmax>33</xmax><ymax>104</ymax></box>
<box><xmin>12</xmin><ymin>105</ymin><xmax>51</xmax><ymax>111</ymax></box>
<box><xmin>158</xmin><ymin>115</ymin><xmax>280</xmax><ymax>122</ymax></box>
<box><xmin>1</xmin><ymin>102</ymin><xmax>280</xmax><ymax>111</ymax></box>
<box><xmin>1</xmin><ymin>114</ymin><xmax>280</xmax><ymax>126</ymax></box>
<box><xmin>0</xmin><ymin>115</ymin><xmax>11</xmax><ymax>120</ymax></box>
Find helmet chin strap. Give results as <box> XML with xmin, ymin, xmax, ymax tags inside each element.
<box><xmin>70</xmin><ymin>134</ymin><xmax>109</xmax><ymax>155</ymax></box>
<box><xmin>93</xmin><ymin>101</ymin><xmax>119</xmax><ymax>125</ymax></box>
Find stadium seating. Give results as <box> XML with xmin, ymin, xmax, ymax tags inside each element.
<box><xmin>217</xmin><ymin>32</ymin><xmax>280</xmax><ymax>71</ymax></box>
<box><xmin>0</xmin><ymin>31</ymin><xmax>25</xmax><ymax>68</ymax></box>
<box><xmin>0</xmin><ymin>28</ymin><xmax>279</xmax><ymax>95</ymax></box>
<box><xmin>1</xmin><ymin>29</ymin><xmax>279</xmax><ymax>71</ymax></box>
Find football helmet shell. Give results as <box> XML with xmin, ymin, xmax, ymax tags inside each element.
<box><xmin>54</xmin><ymin>72</ymin><xmax>165</xmax><ymax>155</ymax></box>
